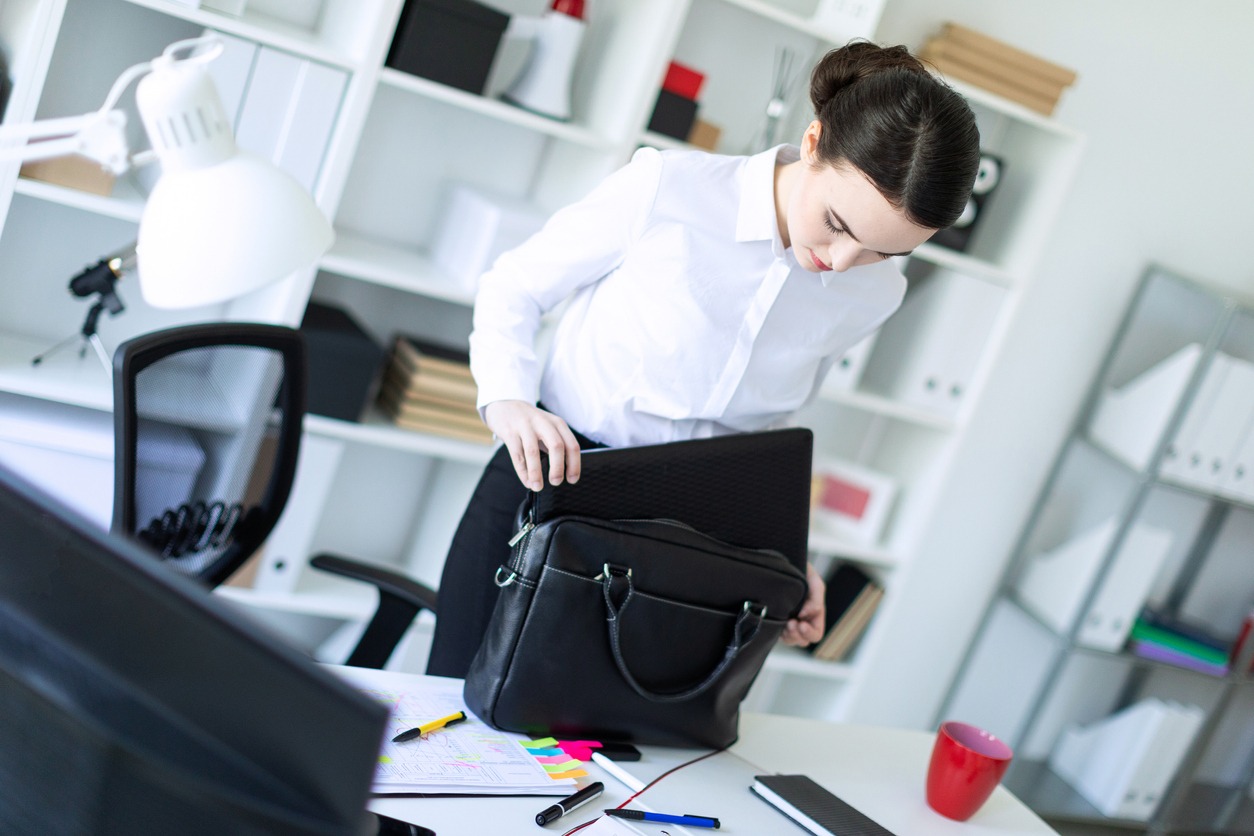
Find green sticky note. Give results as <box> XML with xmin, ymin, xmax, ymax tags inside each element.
<box><xmin>521</xmin><ymin>737</ymin><xmax>559</xmax><ymax>749</ymax></box>
<box><xmin>542</xmin><ymin>760</ymin><xmax>580</xmax><ymax>773</ymax></box>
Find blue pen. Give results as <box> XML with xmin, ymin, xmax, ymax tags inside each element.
<box><xmin>604</xmin><ymin>809</ymin><xmax>721</xmax><ymax>829</ymax></box>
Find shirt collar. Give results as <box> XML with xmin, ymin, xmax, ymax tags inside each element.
<box><xmin>736</xmin><ymin>144</ymin><xmax>798</xmax><ymax>249</ymax></box>
<box><xmin>736</xmin><ymin>144</ymin><xmax>845</xmax><ymax>286</ymax></box>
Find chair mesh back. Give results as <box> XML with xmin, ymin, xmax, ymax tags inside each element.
<box><xmin>129</xmin><ymin>344</ymin><xmax>286</xmax><ymax>582</ymax></box>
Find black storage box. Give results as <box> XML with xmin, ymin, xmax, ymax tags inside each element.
<box><xmin>299</xmin><ymin>301</ymin><xmax>386</xmax><ymax>422</ymax></box>
<box><xmin>387</xmin><ymin>0</ymin><xmax>510</xmax><ymax>95</ymax></box>
<box><xmin>647</xmin><ymin>89</ymin><xmax>699</xmax><ymax>141</ymax></box>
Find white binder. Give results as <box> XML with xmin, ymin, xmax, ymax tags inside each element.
<box><xmin>1188</xmin><ymin>356</ymin><xmax>1254</xmax><ymax>492</ymax></box>
<box><xmin>1014</xmin><ymin>518</ymin><xmax>1118</xmax><ymax>635</ymax></box>
<box><xmin>1158</xmin><ymin>352</ymin><xmax>1230</xmax><ymax>486</ymax></box>
<box><xmin>1090</xmin><ymin>343</ymin><xmax>1202</xmax><ymax>470</ymax></box>
<box><xmin>1051</xmin><ymin>699</ymin><xmax>1204</xmax><ymax>821</ymax></box>
<box><xmin>252</xmin><ymin>434</ymin><xmax>345</xmax><ymax>594</ymax></box>
<box><xmin>1161</xmin><ymin>354</ymin><xmax>1254</xmax><ymax>492</ymax></box>
<box><xmin>1220</xmin><ymin>410</ymin><xmax>1254</xmax><ymax>502</ymax></box>
<box><xmin>203</xmin><ymin>29</ymin><xmax>258</xmax><ymax>128</ymax></box>
<box><xmin>1114</xmin><ymin>702</ymin><xmax>1203</xmax><ymax>821</ymax></box>
<box><xmin>235</xmin><ymin>47</ymin><xmax>349</xmax><ymax>191</ymax></box>
<box><xmin>861</xmin><ymin>268</ymin><xmax>1004</xmax><ymax>416</ymax></box>
<box><xmin>1050</xmin><ymin>699</ymin><xmax>1167</xmax><ymax>816</ymax></box>
<box><xmin>820</xmin><ymin>331</ymin><xmax>878</xmax><ymax>393</ymax></box>
<box><xmin>1076</xmin><ymin>523</ymin><xmax>1174</xmax><ymax>651</ymax></box>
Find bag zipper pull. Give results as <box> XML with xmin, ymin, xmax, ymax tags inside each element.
<box><xmin>507</xmin><ymin>520</ymin><xmax>535</xmax><ymax>548</ymax></box>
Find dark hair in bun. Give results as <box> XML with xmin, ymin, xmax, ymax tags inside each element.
<box><xmin>810</xmin><ymin>40</ymin><xmax>980</xmax><ymax>230</ymax></box>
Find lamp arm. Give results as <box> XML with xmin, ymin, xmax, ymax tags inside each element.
<box><xmin>0</xmin><ymin>36</ymin><xmax>223</xmax><ymax>177</ymax></box>
<box><xmin>0</xmin><ymin>109</ymin><xmax>131</xmax><ymax>174</ymax></box>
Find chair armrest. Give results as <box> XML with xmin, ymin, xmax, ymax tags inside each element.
<box><xmin>310</xmin><ymin>553</ymin><xmax>438</xmax><ymax>669</ymax></box>
<box><xmin>310</xmin><ymin>553</ymin><xmax>438</xmax><ymax>611</ymax></box>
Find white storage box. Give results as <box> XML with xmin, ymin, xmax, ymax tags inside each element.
<box><xmin>432</xmin><ymin>185</ymin><xmax>546</xmax><ymax>292</ymax></box>
<box><xmin>0</xmin><ymin>393</ymin><xmax>204</xmax><ymax>531</ymax></box>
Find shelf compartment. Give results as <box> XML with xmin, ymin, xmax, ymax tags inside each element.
<box><xmin>14</xmin><ymin>175</ymin><xmax>145</xmax><ymax>223</ymax></box>
<box><xmin>1004</xmin><ymin>758</ymin><xmax>1154</xmax><ymax>831</ymax></box>
<box><xmin>807</xmin><ymin>528</ymin><xmax>899</xmax><ymax>570</ymax></box>
<box><xmin>817</xmin><ymin>386</ymin><xmax>959</xmax><ymax>431</ymax></box>
<box><xmin>120</xmin><ymin>0</ymin><xmax>397</xmax><ymax>70</ymax></box>
<box><xmin>762</xmin><ymin>645</ymin><xmax>855</xmax><ymax>680</ymax></box>
<box><xmin>0</xmin><ymin>331</ymin><xmax>113</xmax><ymax>411</ymax></box>
<box><xmin>304</xmin><ymin>409</ymin><xmax>494</xmax><ymax>466</ymax></box>
<box><xmin>911</xmin><ymin>241</ymin><xmax>1015</xmax><ymax>288</ymax></box>
<box><xmin>1007</xmin><ymin>759</ymin><xmax>1254</xmax><ymax>835</ymax></box>
<box><xmin>318</xmin><ymin>232</ymin><xmax>475</xmax><ymax>306</ymax></box>
<box><xmin>378</xmin><ymin>68</ymin><xmax>616</xmax><ymax>150</ymax></box>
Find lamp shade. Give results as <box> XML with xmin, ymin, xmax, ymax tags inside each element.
<box><xmin>133</xmin><ymin>39</ymin><xmax>333</xmax><ymax>309</ymax></box>
<box><xmin>137</xmin><ymin>154</ymin><xmax>334</xmax><ymax>309</ymax></box>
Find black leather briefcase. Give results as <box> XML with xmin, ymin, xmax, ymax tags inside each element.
<box><xmin>462</xmin><ymin>429</ymin><xmax>813</xmax><ymax>748</ymax></box>
<box><xmin>462</xmin><ymin>513</ymin><xmax>807</xmax><ymax>748</ymax></box>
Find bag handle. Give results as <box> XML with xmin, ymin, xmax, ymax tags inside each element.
<box><xmin>600</xmin><ymin>565</ymin><xmax>767</xmax><ymax>703</ymax></box>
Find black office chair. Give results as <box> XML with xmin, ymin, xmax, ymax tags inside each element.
<box><xmin>113</xmin><ymin>322</ymin><xmax>436</xmax><ymax>669</ymax></box>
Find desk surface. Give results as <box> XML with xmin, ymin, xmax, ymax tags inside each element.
<box><xmin>371</xmin><ymin>711</ymin><xmax>1058</xmax><ymax>836</ymax></box>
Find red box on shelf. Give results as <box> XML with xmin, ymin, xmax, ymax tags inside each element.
<box><xmin>663</xmin><ymin>61</ymin><xmax>705</xmax><ymax>101</ymax></box>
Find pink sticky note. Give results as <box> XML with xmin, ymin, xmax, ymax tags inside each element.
<box><xmin>556</xmin><ymin>740</ymin><xmax>603</xmax><ymax>761</ymax></box>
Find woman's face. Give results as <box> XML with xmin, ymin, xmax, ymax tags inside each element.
<box><xmin>784</xmin><ymin>121</ymin><xmax>935</xmax><ymax>273</ymax></box>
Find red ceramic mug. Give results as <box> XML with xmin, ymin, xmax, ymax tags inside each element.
<box><xmin>925</xmin><ymin>721</ymin><xmax>1014</xmax><ymax>821</ymax></box>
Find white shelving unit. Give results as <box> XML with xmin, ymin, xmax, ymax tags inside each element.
<box><xmin>938</xmin><ymin>266</ymin><xmax>1254</xmax><ymax>835</ymax></box>
<box><xmin>0</xmin><ymin>0</ymin><xmax>1082</xmax><ymax>724</ymax></box>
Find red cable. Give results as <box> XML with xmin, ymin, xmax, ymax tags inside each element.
<box><xmin>559</xmin><ymin>746</ymin><xmax>729</xmax><ymax>836</ymax></box>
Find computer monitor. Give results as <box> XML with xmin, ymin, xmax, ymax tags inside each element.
<box><xmin>0</xmin><ymin>460</ymin><xmax>388</xmax><ymax>835</ymax></box>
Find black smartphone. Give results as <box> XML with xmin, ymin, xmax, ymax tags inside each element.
<box><xmin>598</xmin><ymin>742</ymin><xmax>642</xmax><ymax>762</ymax></box>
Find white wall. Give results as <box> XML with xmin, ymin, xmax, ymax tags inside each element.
<box><xmin>850</xmin><ymin>1</ymin><xmax>1254</xmax><ymax>728</ymax></box>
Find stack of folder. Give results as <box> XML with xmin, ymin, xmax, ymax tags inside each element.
<box><xmin>1049</xmin><ymin>698</ymin><xmax>1203</xmax><ymax>821</ymax></box>
<box><xmin>810</xmin><ymin>563</ymin><xmax>884</xmax><ymax>663</ymax></box>
<box><xmin>1128</xmin><ymin>610</ymin><xmax>1231</xmax><ymax>677</ymax></box>
<box><xmin>377</xmin><ymin>335</ymin><xmax>493</xmax><ymax>445</ymax></box>
<box><xmin>920</xmin><ymin>22</ymin><xmax>1077</xmax><ymax>116</ymax></box>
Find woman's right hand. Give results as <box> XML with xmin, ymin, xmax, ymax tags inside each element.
<box><xmin>483</xmin><ymin>400</ymin><xmax>582</xmax><ymax>492</ymax></box>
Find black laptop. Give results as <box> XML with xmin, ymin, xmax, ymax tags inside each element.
<box><xmin>527</xmin><ymin>427</ymin><xmax>813</xmax><ymax>571</ymax></box>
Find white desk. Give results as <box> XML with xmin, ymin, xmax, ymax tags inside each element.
<box><xmin>370</xmin><ymin>711</ymin><xmax>1058</xmax><ymax>835</ymax></box>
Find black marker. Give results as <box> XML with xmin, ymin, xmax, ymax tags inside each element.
<box><xmin>535</xmin><ymin>781</ymin><xmax>604</xmax><ymax>826</ymax></box>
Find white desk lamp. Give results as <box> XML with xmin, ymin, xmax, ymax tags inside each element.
<box><xmin>0</xmin><ymin>36</ymin><xmax>333</xmax><ymax>309</ymax></box>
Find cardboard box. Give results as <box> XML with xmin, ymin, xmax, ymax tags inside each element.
<box><xmin>20</xmin><ymin>155</ymin><xmax>116</xmax><ymax>196</ymax></box>
<box><xmin>687</xmin><ymin>119</ymin><xmax>722</xmax><ymax>151</ymax></box>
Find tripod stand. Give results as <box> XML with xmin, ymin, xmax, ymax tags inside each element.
<box><xmin>31</xmin><ymin>244</ymin><xmax>136</xmax><ymax>371</ymax></box>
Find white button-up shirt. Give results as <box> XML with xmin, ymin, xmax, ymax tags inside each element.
<box><xmin>469</xmin><ymin>144</ymin><xmax>906</xmax><ymax>448</ymax></box>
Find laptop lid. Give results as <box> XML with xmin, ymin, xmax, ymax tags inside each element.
<box><xmin>529</xmin><ymin>427</ymin><xmax>813</xmax><ymax>571</ymax></box>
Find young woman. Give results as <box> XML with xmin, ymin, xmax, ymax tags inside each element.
<box><xmin>427</xmin><ymin>40</ymin><xmax>981</xmax><ymax>678</ymax></box>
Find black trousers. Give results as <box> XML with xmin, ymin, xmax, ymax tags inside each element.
<box><xmin>426</xmin><ymin>427</ymin><xmax>605</xmax><ymax>678</ymax></box>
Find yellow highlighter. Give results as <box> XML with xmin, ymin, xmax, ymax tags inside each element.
<box><xmin>391</xmin><ymin>710</ymin><xmax>467</xmax><ymax>743</ymax></box>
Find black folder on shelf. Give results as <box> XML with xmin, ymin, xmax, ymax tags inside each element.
<box><xmin>751</xmin><ymin>774</ymin><xmax>899</xmax><ymax>836</ymax></box>
<box><xmin>527</xmin><ymin>427</ymin><xmax>813</xmax><ymax>571</ymax></box>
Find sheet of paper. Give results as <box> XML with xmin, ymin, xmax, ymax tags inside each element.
<box><xmin>326</xmin><ymin>665</ymin><xmax>578</xmax><ymax>795</ymax></box>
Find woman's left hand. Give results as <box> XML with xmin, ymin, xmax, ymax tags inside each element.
<box><xmin>781</xmin><ymin>563</ymin><xmax>826</xmax><ymax>647</ymax></box>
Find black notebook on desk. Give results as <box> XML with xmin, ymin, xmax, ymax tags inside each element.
<box><xmin>751</xmin><ymin>774</ymin><xmax>898</xmax><ymax>835</ymax></box>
